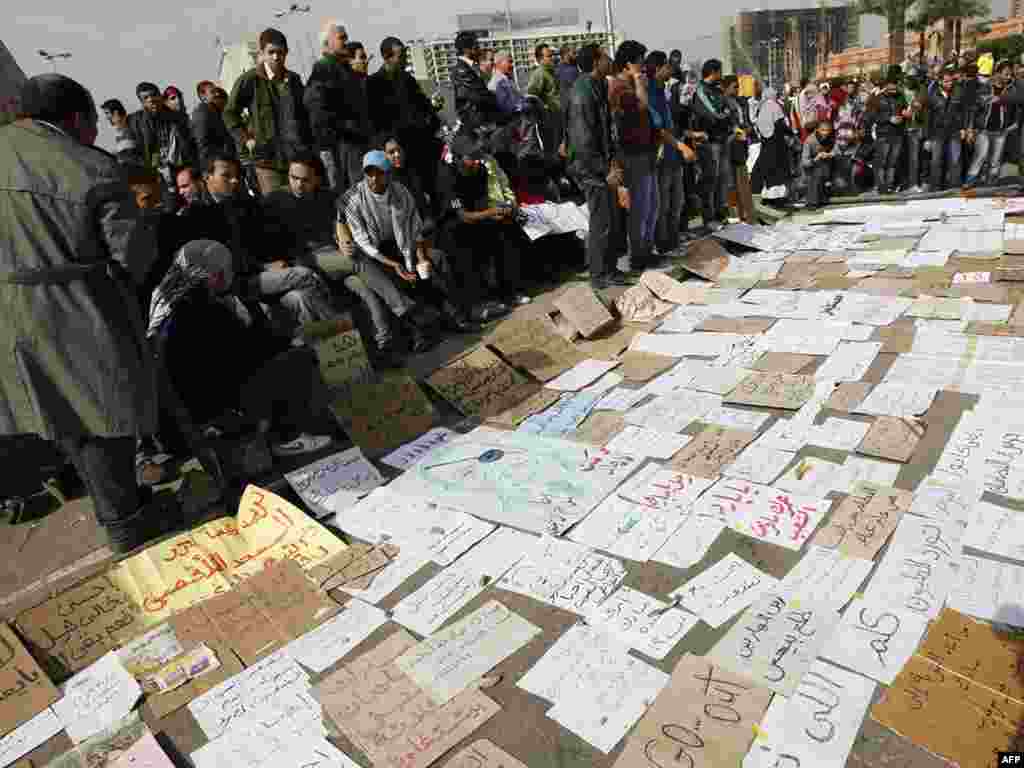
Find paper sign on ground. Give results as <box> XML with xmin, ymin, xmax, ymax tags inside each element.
<box><xmin>612</xmin><ymin>654</ymin><xmax>772</xmax><ymax>768</ymax></box>
<box><xmin>812</xmin><ymin>483</ymin><xmax>912</xmax><ymax>559</ymax></box>
<box><xmin>838</xmin><ymin>455</ymin><xmax>903</xmax><ymax>489</ymax></box>
<box><xmin>340</xmin><ymin>544</ymin><xmax>434</xmax><ymax>604</ymax></box>
<box><xmin>617</xmin><ymin>351</ymin><xmax>676</xmax><ymax>382</ymax></box>
<box><xmin>583</xmin><ymin>586</ymin><xmax>699</xmax><ymax>660</ymax></box>
<box><xmin>310</xmin><ymin>324</ymin><xmax>372</xmax><ymax>393</ymax></box>
<box><xmin>908</xmin><ymin>480</ymin><xmax>978</xmax><ymax>526</ymax></box>
<box><xmin>623</xmin><ymin>389</ymin><xmax>721</xmax><ymax>432</ymax></box>
<box><xmin>604</xmin><ymin>424</ymin><xmax>693</xmax><ymax>459</ymax></box>
<box><xmin>315</xmin><ymin>630</ymin><xmax>500</xmax><ymax>768</ymax></box>
<box><xmin>701</xmin><ymin>405</ymin><xmax>770</xmax><ymax>431</ymax></box>
<box><xmin>487</xmin><ymin>317</ymin><xmax>588</xmax><ymax>381</ymax></box>
<box><xmin>863</xmin><ymin>516</ymin><xmax>963</xmax><ymax>619</ymax></box>
<box><xmin>857</xmin><ymin>416</ymin><xmax>925</xmax><ymax>463</ymax></box>
<box><xmin>725</xmin><ymin>371</ymin><xmax>817</xmax><ymax>410</ymax></box>
<box><xmin>284</xmin><ymin>448</ymin><xmax>383</xmax><ymax>519</ymax></box>
<box><xmin>447</xmin><ymin>740</ymin><xmax>529</xmax><ymax>768</ymax></box>
<box><xmin>820</xmin><ymin>596</ymin><xmax>929</xmax><ymax>685</ymax></box>
<box><xmin>568</xmin><ymin>466</ymin><xmax>715</xmax><ymax>562</ymax></box>
<box><xmin>855</xmin><ymin>381</ymin><xmax>938</xmax><ymax>418</ymax></box>
<box><xmin>553</xmin><ymin>284</ymin><xmax>615</xmax><ymax>337</ymax></box>
<box><xmin>670</xmin><ymin>426</ymin><xmax>758</xmax><ymax>479</ymax></box>
<box><xmin>595</xmin><ymin>387</ymin><xmax>648</xmax><ymax>412</ymax></box>
<box><xmin>332</xmin><ymin>372</ymin><xmax>437</xmax><ymax>456</ymax></box>
<box><xmin>744</xmin><ymin>659</ymin><xmax>875</xmax><ymax>768</ymax></box>
<box><xmin>191</xmin><ymin>716</ymin><xmax>357</xmax><ymax>768</ymax></box>
<box><xmin>0</xmin><ymin>708</ymin><xmax>63</xmax><ymax>768</ymax></box>
<box><xmin>425</xmin><ymin>346</ymin><xmax>538</xmax><ymax>420</ymax></box>
<box><xmin>517</xmin><ymin>390</ymin><xmax>604</xmax><ymax>436</ymax></box>
<box><xmin>486</xmin><ymin>388</ymin><xmax>562</xmax><ymax>428</ymax></box>
<box><xmin>389</xmin><ymin>528</ymin><xmax>536</xmax><ymax>636</ymax></box>
<box><xmin>723</xmin><ymin>443</ymin><xmax>794</xmax><ymax>485</ymax></box>
<box><xmin>0</xmin><ymin>622</ymin><xmax>59</xmax><ymax>736</ymax></box>
<box><xmin>545</xmin><ymin>359</ymin><xmax>621</xmax><ymax>391</ymax></box>
<box><xmin>284</xmin><ymin>600</ymin><xmax>388</xmax><ymax>674</ymax></box>
<box><xmin>651</xmin><ymin>516</ymin><xmax>727</xmax><ymax>570</ymax></box>
<box><xmin>962</xmin><ymin>499</ymin><xmax>1024</xmax><ymax>563</ymax></box>
<box><xmin>777</xmin><ymin>546</ymin><xmax>873</xmax><ymax>611</ymax></box>
<box><xmin>498</xmin><ymin>535</ymin><xmax>626</xmax><ymax>615</ymax></box>
<box><xmin>53</xmin><ymin>652</ymin><xmax>141</xmax><ymax>743</ymax></box>
<box><xmin>388</xmin><ymin>427</ymin><xmax>640</xmax><ymax>535</ymax></box>
<box><xmin>699</xmin><ymin>478</ymin><xmax>828</xmax><ymax>551</ymax></box>
<box><xmin>395</xmin><ymin>601</ymin><xmax>541</xmax><ymax>705</ymax></box>
<box><xmin>380</xmin><ymin>427</ymin><xmax>456</xmax><ymax>471</ymax></box>
<box><xmin>46</xmin><ymin>714</ymin><xmax>164</xmax><ymax>768</ymax></box>
<box><xmin>949</xmin><ymin>555</ymin><xmax>1024</xmax><ymax>626</ymax></box>
<box><xmin>629</xmin><ymin>332</ymin><xmax>749</xmax><ymax>359</ymax></box>
<box><xmin>517</xmin><ymin>623</ymin><xmax>670</xmax><ymax>754</ymax></box>
<box><xmin>775</xmin><ymin>456</ymin><xmax>846</xmax><ymax>498</ymax></box>
<box><xmin>710</xmin><ymin>594</ymin><xmax>836</xmax><ymax>696</ymax></box>
<box><xmin>813</xmin><ymin>341</ymin><xmax>882</xmax><ymax>382</ymax></box>
<box><xmin>670</xmin><ymin>553</ymin><xmax>780</xmax><ymax>627</ymax></box>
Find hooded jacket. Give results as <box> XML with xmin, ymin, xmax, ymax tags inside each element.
<box><xmin>223</xmin><ymin>65</ymin><xmax>311</xmax><ymax>170</ymax></box>
<box><xmin>304</xmin><ymin>53</ymin><xmax>372</xmax><ymax>151</ymax></box>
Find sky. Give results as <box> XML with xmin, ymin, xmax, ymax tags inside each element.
<box><xmin>8</xmin><ymin>0</ymin><xmax>1005</xmax><ymax>150</ymax></box>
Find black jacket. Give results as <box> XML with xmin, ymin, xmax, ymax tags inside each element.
<box><xmin>865</xmin><ymin>90</ymin><xmax>909</xmax><ymax>138</ymax></box>
<box><xmin>304</xmin><ymin>54</ymin><xmax>372</xmax><ymax>150</ymax></box>
<box><xmin>452</xmin><ymin>58</ymin><xmax>499</xmax><ymax>130</ymax></box>
<box><xmin>928</xmin><ymin>85</ymin><xmax>967</xmax><ymax>139</ymax></box>
<box><xmin>566</xmin><ymin>74</ymin><xmax>613</xmax><ymax>189</ymax></box>
<box><xmin>177</xmin><ymin>189</ymin><xmax>267</xmax><ymax>274</ymax></box>
<box><xmin>366</xmin><ymin>68</ymin><xmax>440</xmax><ymax>144</ymax></box>
<box><xmin>260</xmin><ymin>188</ymin><xmax>338</xmax><ymax>260</ymax></box>
<box><xmin>223</xmin><ymin>67</ymin><xmax>311</xmax><ymax>169</ymax></box>
<box><xmin>190</xmin><ymin>102</ymin><xmax>236</xmax><ymax>172</ymax></box>
<box><xmin>126</xmin><ymin>108</ymin><xmax>195</xmax><ymax>170</ymax></box>
<box><xmin>691</xmin><ymin>81</ymin><xmax>733</xmax><ymax>142</ymax></box>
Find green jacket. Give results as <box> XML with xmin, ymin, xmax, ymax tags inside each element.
<box><xmin>528</xmin><ymin>64</ymin><xmax>561</xmax><ymax>113</ymax></box>
<box><xmin>223</xmin><ymin>66</ymin><xmax>311</xmax><ymax>170</ymax></box>
<box><xmin>0</xmin><ymin>120</ymin><xmax>156</xmax><ymax>441</ymax></box>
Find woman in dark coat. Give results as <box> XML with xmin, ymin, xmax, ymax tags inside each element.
<box><xmin>751</xmin><ymin>87</ymin><xmax>794</xmax><ymax>203</ymax></box>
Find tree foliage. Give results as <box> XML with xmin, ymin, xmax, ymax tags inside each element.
<box><xmin>858</xmin><ymin>0</ymin><xmax>909</xmax><ymax>64</ymax></box>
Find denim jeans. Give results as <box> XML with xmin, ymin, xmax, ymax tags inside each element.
<box><xmin>622</xmin><ymin>152</ymin><xmax>658</xmax><ymax>267</ymax></box>
<box><xmin>930</xmin><ymin>136</ymin><xmax>963</xmax><ymax>189</ymax></box>
<box><xmin>247</xmin><ymin>265</ymin><xmax>336</xmax><ymax>332</ymax></box>
<box><xmin>804</xmin><ymin>160</ymin><xmax>834</xmax><ymax>207</ymax></box>
<box><xmin>968</xmin><ymin>130</ymin><xmax>1008</xmax><ymax>184</ymax></box>
<box><xmin>656</xmin><ymin>163</ymin><xmax>685</xmax><ymax>252</ymax></box>
<box><xmin>320</xmin><ymin>139</ymin><xmax>367</xmax><ymax>192</ymax></box>
<box><xmin>874</xmin><ymin>135</ymin><xmax>903</xmax><ymax>191</ymax></box>
<box><xmin>906</xmin><ymin>129</ymin><xmax>923</xmax><ymax>188</ymax></box>
<box><xmin>698</xmin><ymin>141</ymin><xmax>729</xmax><ymax>225</ymax></box>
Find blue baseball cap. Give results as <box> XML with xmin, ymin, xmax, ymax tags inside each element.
<box><xmin>362</xmin><ymin>150</ymin><xmax>392</xmax><ymax>172</ymax></box>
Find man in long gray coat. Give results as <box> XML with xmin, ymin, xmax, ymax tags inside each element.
<box><xmin>0</xmin><ymin>74</ymin><xmax>160</xmax><ymax>553</ymax></box>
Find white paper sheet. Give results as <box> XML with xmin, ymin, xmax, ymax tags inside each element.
<box><xmin>670</xmin><ymin>553</ymin><xmax>780</xmax><ymax>627</ymax></box>
<box><xmin>650</xmin><ymin>516</ymin><xmax>727</xmax><ymax>570</ymax></box>
<box><xmin>192</xmin><ymin>725</ymin><xmax>357</xmax><ymax>768</ymax></box>
<box><xmin>331</xmin><ymin>486</ymin><xmax>496</xmax><ymax>566</ymax></box>
<box><xmin>629</xmin><ymin>332</ymin><xmax>750</xmax><ymax>358</ymax></box>
<box><xmin>284</xmin><ymin>601</ymin><xmax>389</xmax><ymax>674</ymax></box>
<box><xmin>830</xmin><ymin>293</ymin><xmax>912</xmax><ymax>326</ymax></box>
<box><xmin>595</xmin><ymin>387</ymin><xmax>648</xmax><ymax>412</ymax></box>
<box><xmin>53</xmin><ymin>652</ymin><xmax>142</xmax><ymax>744</ymax></box>
<box><xmin>855</xmin><ymin>381</ymin><xmax>938</xmax><ymax>418</ymax></box>
<box><xmin>744</xmin><ymin>659</ymin><xmax>875</xmax><ymax>768</ymax></box>
<box><xmin>819</xmin><ymin>596</ymin><xmax>929</xmax><ymax>685</ymax></box>
<box><xmin>756</xmin><ymin>334</ymin><xmax>841</xmax><ymax>356</ymax></box>
<box><xmin>863</xmin><ymin>516</ymin><xmax>963</xmax><ymax>619</ymax></box>
<box><xmin>947</xmin><ymin>554</ymin><xmax>1024</xmax><ymax>626</ymax></box>
<box><xmin>836</xmin><ymin>456</ymin><xmax>903</xmax><ymax>489</ymax></box>
<box><xmin>807</xmin><ymin>418</ymin><xmax>871</xmax><ymax>451</ymax></box>
<box><xmin>697</xmin><ymin>478</ymin><xmax>829</xmax><ymax>551</ymax></box>
<box><xmin>657</xmin><ymin>306</ymin><xmax>717</xmax><ymax>333</ymax></box>
<box><xmin>908</xmin><ymin>480</ymin><xmax>980</xmax><ymax>526</ymax></box>
<box><xmin>388</xmin><ymin>527</ymin><xmax>535</xmax><ymax>636</ymax></box>
<box><xmin>545</xmin><ymin>359</ymin><xmax>622</xmax><ymax>391</ymax></box>
<box><xmin>622</xmin><ymin>389</ymin><xmax>722</xmax><ymax>432</ymax></box>
<box><xmin>685</xmin><ymin>363</ymin><xmax>754</xmax><ymax>395</ymax></box>
<box><xmin>962</xmin><ymin>499</ymin><xmax>1024</xmax><ymax>563</ymax></box>
<box><xmin>583</xmin><ymin>586</ymin><xmax>699</xmax><ymax>660</ymax></box>
<box><xmin>188</xmin><ymin>650</ymin><xmax>319</xmax><ymax>742</ymax></box>
<box><xmin>777</xmin><ymin>545</ymin><xmax>873</xmax><ymax>612</ymax></box>
<box><xmin>498</xmin><ymin>536</ymin><xmax>626</xmax><ymax>615</ymax></box>
<box><xmin>814</xmin><ymin>342</ymin><xmax>882</xmax><ymax>383</ymax></box>
<box><xmin>380</xmin><ymin>427</ymin><xmax>457</xmax><ymax>471</ymax></box>
<box><xmin>723</xmin><ymin>443</ymin><xmax>795</xmax><ymax>485</ymax></box>
<box><xmin>710</xmin><ymin>594</ymin><xmax>837</xmax><ymax>696</ymax></box>
<box><xmin>568</xmin><ymin>466</ymin><xmax>715</xmax><ymax>562</ymax></box>
<box><xmin>395</xmin><ymin>601</ymin><xmax>541</xmax><ymax>705</ymax></box>
<box><xmin>774</xmin><ymin>457</ymin><xmax>847</xmax><ymax>498</ymax></box>
<box><xmin>701</xmin><ymin>405</ymin><xmax>771</xmax><ymax>431</ymax></box>
<box><xmin>637</xmin><ymin>360</ymin><xmax>700</xmax><ymax>396</ymax></box>
<box><xmin>342</xmin><ymin>544</ymin><xmax>434</xmax><ymax>604</ymax></box>
<box><xmin>0</xmin><ymin>708</ymin><xmax>62</xmax><ymax>767</ymax></box>
<box><xmin>284</xmin><ymin>448</ymin><xmax>384</xmax><ymax>519</ymax></box>
<box><xmin>604</xmin><ymin>425</ymin><xmax>693</xmax><ymax>459</ymax></box>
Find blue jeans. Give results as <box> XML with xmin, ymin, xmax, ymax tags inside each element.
<box><xmin>968</xmin><ymin>130</ymin><xmax>1008</xmax><ymax>184</ymax></box>
<box><xmin>623</xmin><ymin>152</ymin><xmax>658</xmax><ymax>267</ymax></box>
<box><xmin>930</xmin><ymin>136</ymin><xmax>962</xmax><ymax>189</ymax></box>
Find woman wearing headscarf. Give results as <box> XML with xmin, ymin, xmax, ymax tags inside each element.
<box><xmin>750</xmin><ymin>87</ymin><xmax>793</xmax><ymax>203</ymax></box>
<box><xmin>149</xmin><ymin>240</ymin><xmax>336</xmax><ymax>457</ymax></box>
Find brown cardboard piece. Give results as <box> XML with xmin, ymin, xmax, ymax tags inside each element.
<box><xmin>574</xmin><ymin>323</ymin><xmax>643</xmax><ymax>361</ymax></box>
<box><xmin>751</xmin><ymin>352</ymin><xmax>818</xmax><ymax>374</ymax></box>
<box><xmin>303</xmin><ymin>319</ymin><xmax>372</xmax><ymax>393</ymax></box>
<box><xmin>447</xmin><ymin>740</ymin><xmax>530</xmax><ymax>768</ymax></box>
<box><xmin>0</xmin><ymin>623</ymin><xmax>60</xmax><ymax>736</ymax></box>
<box><xmin>724</xmin><ymin>372</ymin><xmax>817</xmax><ymax>410</ymax></box>
<box><xmin>857</xmin><ymin>416</ymin><xmax>925</xmax><ymax>463</ymax></box>
<box><xmin>612</xmin><ymin>655</ymin><xmax>772</xmax><ymax>768</ymax></box>
<box><xmin>871</xmin><ymin>654</ymin><xmax>1024</xmax><ymax>768</ymax></box>
<box><xmin>308</xmin><ymin>542</ymin><xmax>399</xmax><ymax>592</ymax></box>
<box><xmin>964</xmin><ymin>322</ymin><xmax>1024</xmax><ymax>337</ymax></box>
<box><xmin>332</xmin><ymin>372</ymin><xmax>437</xmax><ymax>457</ymax></box>
<box><xmin>613</xmin><ymin>285</ymin><xmax>675</xmax><ymax>323</ymax></box>
<box><xmin>670</xmin><ymin>427</ymin><xmax>758</xmax><ymax>479</ymax></box>
<box><xmin>486</xmin><ymin>388</ymin><xmax>562</xmax><ymax>428</ymax></box>
<box><xmin>677</xmin><ymin>238</ymin><xmax>732</xmax><ymax>281</ymax></box>
<box><xmin>545</xmin><ymin>310</ymin><xmax>579</xmax><ymax>341</ymax></box>
<box><xmin>617</xmin><ymin>351</ymin><xmax>677</xmax><ymax>382</ymax></box>
<box><xmin>812</xmin><ymin>483</ymin><xmax>912</xmax><ymax>559</ymax></box>
<box><xmin>639</xmin><ymin>271</ymin><xmax>698</xmax><ymax>304</ymax></box>
<box><xmin>696</xmin><ymin>316</ymin><xmax>775</xmax><ymax>334</ymax></box>
<box><xmin>566</xmin><ymin>411</ymin><xmax>625</xmax><ymax>446</ymax></box>
<box><xmin>487</xmin><ymin>318</ymin><xmax>588</xmax><ymax>381</ymax></box>
<box><xmin>314</xmin><ymin>629</ymin><xmax>501</xmax><ymax>768</ymax></box>
<box><xmin>826</xmin><ymin>382</ymin><xmax>873</xmax><ymax>413</ymax></box>
<box><xmin>553</xmin><ymin>285</ymin><xmax>616</xmax><ymax>338</ymax></box>
<box><xmin>425</xmin><ymin>346</ymin><xmax>541</xmax><ymax>420</ymax></box>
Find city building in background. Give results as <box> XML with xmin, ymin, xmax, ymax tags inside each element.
<box><xmin>409</xmin><ymin>21</ymin><xmax>619</xmax><ymax>86</ymax></box>
<box><xmin>0</xmin><ymin>40</ymin><xmax>27</xmax><ymax>126</ymax></box>
<box><xmin>456</xmin><ymin>8</ymin><xmax>581</xmax><ymax>33</ymax></box>
<box><xmin>725</xmin><ymin>3</ymin><xmax>859</xmax><ymax>87</ymax></box>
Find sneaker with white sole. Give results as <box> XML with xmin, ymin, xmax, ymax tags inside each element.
<box><xmin>271</xmin><ymin>434</ymin><xmax>333</xmax><ymax>457</ymax></box>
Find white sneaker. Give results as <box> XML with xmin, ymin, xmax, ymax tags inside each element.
<box><xmin>272</xmin><ymin>433</ymin><xmax>333</xmax><ymax>457</ymax></box>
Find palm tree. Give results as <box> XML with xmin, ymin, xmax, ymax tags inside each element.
<box><xmin>919</xmin><ymin>0</ymin><xmax>990</xmax><ymax>58</ymax></box>
<box><xmin>858</xmin><ymin>0</ymin><xmax>909</xmax><ymax>65</ymax></box>
<box><xmin>906</xmin><ymin>2</ymin><xmax>937</xmax><ymax>62</ymax></box>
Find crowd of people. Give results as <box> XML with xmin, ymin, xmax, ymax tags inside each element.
<box><xmin>4</xmin><ymin>20</ymin><xmax>1023</xmax><ymax>556</ymax></box>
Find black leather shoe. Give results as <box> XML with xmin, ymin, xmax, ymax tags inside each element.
<box><xmin>445</xmin><ymin>314</ymin><xmax>482</xmax><ymax>334</ymax></box>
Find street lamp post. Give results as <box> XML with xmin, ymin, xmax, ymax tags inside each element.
<box><xmin>38</xmin><ymin>50</ymin><xmax>72</xmax><ymax>72</ymax></box>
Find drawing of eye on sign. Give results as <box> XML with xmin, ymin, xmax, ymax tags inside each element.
<box><xmin>695</xmin><ymin>479</ymin><xmax>829</xmax><ymax>551</ymax></box>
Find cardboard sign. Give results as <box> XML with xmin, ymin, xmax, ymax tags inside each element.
<box><xmin>617</xmin><ymin>351</ymin><xmax>676</xmax><ymax>382</ymax></box>
<box><xmin>752</xmin><ymin>352</ymin><xmax>818</xmax><ymax>374</ymax></box>
<box><xmin>857</xmin><ymin>416</ymin><xmax>925</xmax><ymax>463</ymax></box>
<box><xmin>553</xmin><ymin>284</ymin><xmax>615</xmax><ymax>338</ymax></box>
<box><xmin>486</xmin><ymin>388</ymin><xmax>562</xmax><ymax>427</ymax></box>
<box><xmin>826</xmin><ymin>382</ymin><xmax>873</xmax><ymax>413</ymax></box>
<box><xmin>725</xmin><ymin>372</ymin><xmax>817</xmax><ymax>410</ymax></box>
<box><xmin>304</xmin><ymin>319</ymin><xmax>372</xmax><ymax>393</ymax></box>
<box><xmin>670</xmin><ymin>427</ymin><xmax>758</xmax><ymax>479</ymax></box>
<box><xmin>639</xmin><ymin>270</ymin><xmax>697</xmax><ymax>304</ymax></box>
<box><xmin>678</xmin><ymin>238</ymin><xmax>732</xmax><ymax>281</ymax></box>
<box><xmin>426</xmin><ymin>346</ymin><xmax>539</xmax><ymax>420</ymax></box>
<box><xmin>697</xmin><ymin>317</ymin><xmax>775</xmax><ymax>334</ymax></box>
<box><xmin>0</xmin><ymin>623</ymin><xmax>59</xmax><ymax>736</ymax></box>
<box><xmin>812</xmin><ymin>484</ymin><xmax>912</xmax><ymax>559</ymax></box>
<box><xmin>487</xmin><ymin>318</ymin><xmax>588</xmax><ymax>382</ymax></box>
<box><xmin>332</xmin><ymin>372</ymin><xmax>437</xmax><ymax>456</ymax></box>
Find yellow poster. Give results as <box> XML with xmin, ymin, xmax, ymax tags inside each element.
<box><xmin>17</xmin><ymin>485</ymin><xmax>347</xmax><ymax>677</ymax></box>
<box><xmin>739</xmin><ymin>74</ymin><xmax>755</xmax><ymax>98</ymax></box>
<box><xmin>978</xmin><ymin>52</ymin><xmax>994</xmax><ymax>76</ymax></box>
